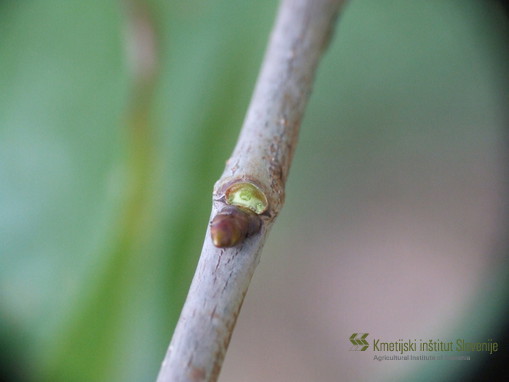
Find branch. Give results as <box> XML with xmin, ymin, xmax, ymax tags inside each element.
<box><xmin>156</xmin><ymin>0</ymin><xmax>346</xmax><ymax>380</ymax></box>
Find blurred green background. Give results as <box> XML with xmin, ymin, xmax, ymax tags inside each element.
<box><xmin>1</xmin><ymin>0</ymin><xmax>508</xmax><ymax>381</ymax></box>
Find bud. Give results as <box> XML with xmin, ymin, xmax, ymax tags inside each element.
<box><xmin>224</xmin><ymin>182</ymin><xmax>268</xmax><ymax>214</ymax></box>
<box><xmin>210</xmin><ymin>206</ymin><xmax>261</xmax><ymax>248</ymax></box>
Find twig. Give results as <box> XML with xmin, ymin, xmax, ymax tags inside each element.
<box><xmin>156</xmin><ymin>0</ymin><xmax>346</xmax><ymax>381</ymax></box>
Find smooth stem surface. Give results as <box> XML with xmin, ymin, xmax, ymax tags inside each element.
<box><xmin>157</xmin><ymin>0</ymin><xmax>346</xmax><ymax>381</ymax></box>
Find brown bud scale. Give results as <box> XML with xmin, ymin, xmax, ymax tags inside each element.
<box><xmin>210</xmin><ymin>206</ymin><xmax>261</xmax><ymax>248</ymax></box>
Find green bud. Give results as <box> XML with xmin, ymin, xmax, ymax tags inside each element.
<box><xmin>225</xmin><ymin>182</ymin><xmax>268</xmax><ymax>214</ymax></box>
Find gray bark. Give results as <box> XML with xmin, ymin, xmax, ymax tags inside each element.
<box><xmin>156</xmin><ymin>0</ymin><xmax>346</xmax><ymax>381</ymax></box>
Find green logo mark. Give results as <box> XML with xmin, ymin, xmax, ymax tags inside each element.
<box><xmin>350</xmin><ymin>333</ymin><xmax>369</xmax><ymax>351</ymax></box>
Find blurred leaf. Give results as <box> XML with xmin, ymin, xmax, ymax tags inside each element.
<box><xmin>1</xmin><ymin>0</ymin><xmax>276</xmax><ymax>381</ymax></box>
<box><xmin>0</xmin><ymin>0</ymin><xmax>129</xmax><ymax>379</ymax></box>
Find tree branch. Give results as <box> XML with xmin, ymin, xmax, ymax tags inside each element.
<box><xmin>156</xmin><ymin>0</ymin><xmax>346</xmax><ymax>380</ymax></box>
